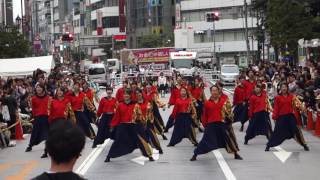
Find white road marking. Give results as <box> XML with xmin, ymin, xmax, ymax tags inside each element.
<box><xmin>131</xmin><ymin>149</ymin><xmax>160</xmax><ymax>165</ymax></box>
<box><xmin>273</xmin><ymin>146</ymin><xmax>292</xmax><ymax>163</ymax></box>
<box><xmin>213</xmin><ymin>150</ymin><xmax>237</xmax><ymax>180</ymax></box>
<box><xmin>75</xmin><ymin>139</ymin><xmax>110</xmax><ymax>175</ymax></box>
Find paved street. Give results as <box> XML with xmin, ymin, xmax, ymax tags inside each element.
<box><xmin>0</xmin><ymin>87</ymin><xmax>320</xmax><ymax>180</ymax></box>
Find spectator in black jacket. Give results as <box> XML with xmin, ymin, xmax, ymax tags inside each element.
<box><xmin>32</xmin><ymin>120</ymin><xmax>86</xmax><ymax>180</ymax></box>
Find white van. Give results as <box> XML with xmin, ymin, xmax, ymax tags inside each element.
<box><xmin>220</xmin><ymin>64</ymin><xmax>239</xmax><ymax>83</ymax></box>
<box><xmin>88</xmin><ymin>63</ymin><xmax>107</xmax><ymax>85</ymax></box>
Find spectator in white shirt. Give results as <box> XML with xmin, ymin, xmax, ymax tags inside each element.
<box><xmin>158</xmin><ymin>72</ymin><xmax>167</xmax><ymax>97</ymax></box>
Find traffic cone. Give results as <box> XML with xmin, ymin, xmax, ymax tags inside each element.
<box><xmin>307</xmin><ymin>110</ymin><xmax>314</xmax><ymax>131</ymax></box>
<box><xmin>15</xmin><ymin>120</ymin><xmax>24</xmax><ymax>140</ymax></box>
<box><xmin>314</xmin><ymin>112</ymin><xmax>320</xmax><ymax>137</ymax></box>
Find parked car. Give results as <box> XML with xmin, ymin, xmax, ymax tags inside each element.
<box><xmin>220</xmin><ymin>64</ymin><xmax>239</xmax><ymax>83</ymax></box>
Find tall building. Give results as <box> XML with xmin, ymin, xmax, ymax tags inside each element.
<box><xmin>0</xmin><ymin>0</ymin><xmax>13</xmax><ymax>25</ymax></box>
<box><xmin>72</xmin><ymin>0</ymin><xmax>126</xmax><ymax>59</ymax></box>
<box><xmin>126</xmin><ymin>0</ymin><xmax>176</xmax><ymax>48</ymax></box>
<box><xmin>176</xmin><ymin>0</ymin><xmax>258</xmax><ymax>64</ymax></box>
<box><xmin>29</xmin><ymin>0</ymin><xmax>74</xmax><ymax>55</ymax></box>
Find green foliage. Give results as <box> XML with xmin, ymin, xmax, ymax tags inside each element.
<box><xmin>71</xmin><ymin>50</ymin><xmax>86</xmax><ymax>62</ymax></box>
<box><xmin>266</xmin><ymin>0</ymin><xmax>315</xmax><ymax>59</ymax></box>
<box><xmin>252</xmin><ymin>0</ymin><xmax>320</xmax><ymax>61</ymax></box>
<box><xmin>139</xmin><ymin>33</ymin><xmax>174</xmax><ymax>48</ymax></box>
<box><xmin>0</xmin><ymin>30</ymin><xmax>31</xmax><ymax>58</ymax></box>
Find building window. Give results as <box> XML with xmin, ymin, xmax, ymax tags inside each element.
<box><xmin>182</xmin><ymin>6</ymin><xmax>245</xmax><ymax>22</ymax></box>
<box><xmin>105</xmin><ymin>0</ymin><xmax>119</xmax><ymax>7</ymax></box>
<box><xmin>102</xmin><ymin>16</ymin><xmax>119</xmax><ymax>28</ymax></box>
<box><xmin>194</xmin><ymin>29</ymin><xmax>246</xmax><ymax>43</ymax></box>
<box><xmin>92</xmin><ymin>20</ymin><xmax>97</xmax><ymax>30</ymax></box>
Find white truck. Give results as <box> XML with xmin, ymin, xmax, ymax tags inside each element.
<box><xmin>106</xmin><ymin>58</ymin><xmax>120</xmax><ymax>74</ymax></box>
<box><xmin>169</xmin><ymin>51</ymin><xmax>198</xmax><ymax>77</ymax></box>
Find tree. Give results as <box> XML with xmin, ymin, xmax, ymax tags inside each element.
<box><xmin>0</xmin><ymin>30</ymin><xmax>31</xmax><ymax>58</ymax></box>
<box><xmin>71</xmin><ymin>50</ymin><xmax>86</xmax><ymax>62</ymax></box>
<box><xmin>140</xmin><ymin>34</ymin><xmax>163</xmax><ymax>48</ymax></box>
<box><xmin>139</xmin><ymin>33</ymin><xmax>174</xmax><ymax>48</ymax></box>
<box><xmin>266</xmin><ymin>0</ymin><xmax>315</xmax><ymax>62</ymax></box>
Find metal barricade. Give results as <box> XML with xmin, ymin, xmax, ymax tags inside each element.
<box><xmin>200</xmin><ymin>69</ymin><xmax>220</xmax><ymax>82</ymax></box>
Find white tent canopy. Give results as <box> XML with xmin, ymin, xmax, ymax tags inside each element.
<box><xmin>0</xmin><ymin>56</ymin><xmax>55</xmax><ymax>77</ymax></box>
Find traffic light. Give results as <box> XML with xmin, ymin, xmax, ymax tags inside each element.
<box><xmin>62</xmin><ymin>33</ymin><xmax>74</xmax><ymax>41</ymax></box>
<box><xmin>206</xmin><ymin>12</ymin><xmax>220</xmax><ymax>22</ymax></box>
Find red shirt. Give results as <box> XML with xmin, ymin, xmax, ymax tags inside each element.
<box><xmin>70</xmin><ymin>92</ymin><xmax>86</xmax><ymax>111</ymax></box>
<box><xmin>243</xmin><ymin>80</ymin><xmax>256</xmax><ymax>100</ymax></box>
<box><xmin>83</xmin><ymin>88</ymin><xmax>94</xmax><ymax>103</ymax></box>
<box><xmin>136</xmin><ymin>101</ymin><xmax>149</xmax><ymax>118</ymax></box>
<box><xmin>172</xmin><ymin>97</ymin><xmax>192</xmax><ymax>119</ymax></box>
<box><xmin>32</xmin><ymin>95</ymin><xmax>50</xmax><ymax>117</ymax></box>
<box><xmin>191</xmin><ymin>87</ymin><xmax>204</xmax><ymax>101</ymax></box>
<box><xmin>97</xmin><ymin>97</ymin><xmax>117</xmax><ymax>117</ymax></box>
<box><xmin>233</xmin><ymin>85</ymin><xmax>246</xmax><ymax>106</ymax></box>
<box><xmin>202</xmin><ymin>97</ymin><xmax>226</xmax><ymax>127</ymax></box>
<box><xmin>115</xmin><ymin>87</ymin><xmax>125</xmax><ymax>103</ymax></box>
<box><xmin>111</xmin><ymin>102</ymin><xmax>136</xmax><ymax>127</ymax></box>
<box><xmin>169</xmin><ymin>87</ymin><xmax>181</xmax><ymax>105</ymax></box>
<box><xmin>49</xmin><ymin>98</ymin><xmax>70</xmax><ymax>123</ymax></box>
<box><xmin>152</xmin><ymin>86</ymin><xmax>158</xmax><ymax>93</ymax></box>
<box><xmin>272</xmin><ymin>94</ymin><xmax>295</xmax><ymax>120</ymax></box>
<box><xmin>131</xmin><ymin>89</ymin><xmax>138</xmax><ymax>103</ymax></box>
<box><xmin>248</xmin><ymin>93</ymin><xmax>268</xmax><ymax>118</ymax></box>
<box><xmin>221</xmin><ymin>93</ymin><xmax>229</xmax><ymax>103</ymax></box>
<box><xmin>144</xmin><ymin>92</ymin><xmax>155</xmax><ymax>103</ymax></box>
<box><xmin>64</xmin><ymin>90</ymin><xmax>73</xmax><ymax>101</ymax></box>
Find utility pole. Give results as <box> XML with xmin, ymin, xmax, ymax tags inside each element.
<box><xmin>212</xmin><ymin>21</ymin><xmax>216</xmax><ymax>69</ymax></box>
<box><xmin>244</xmin><ymin>0</ymin><xmax>251</xmax><ymax>63</ymax></box>
<box><xmin>206</xmin><ymin>11</ymin><xmax>220</xmax><ymax>69</ymax></box>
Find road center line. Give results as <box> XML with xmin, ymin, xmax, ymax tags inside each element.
<box><xmin>76</xmin><ymin>139</ymin><xmax>110</xmax><ymax>175</ymax></box>
<box><xmin>213</xmin><ymin>150</ymin><xmax>237</xmax><ymax>180</ymax></box>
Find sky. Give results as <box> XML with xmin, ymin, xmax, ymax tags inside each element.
<box><xmin>12</xmin><ymin>0</ymin><xmax>23</xmax><ymax>19</ymax></box>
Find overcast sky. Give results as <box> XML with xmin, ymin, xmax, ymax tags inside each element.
<box><xmin>12</xmin><ymin>0</ymin><xmax>23</xmax><ymax>20</ymax></box>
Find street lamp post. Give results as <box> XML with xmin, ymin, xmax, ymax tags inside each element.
<box><xmin>15</xmin><ymin>16</ymin><xmax>22</xmax><ymax>33</ymax></box>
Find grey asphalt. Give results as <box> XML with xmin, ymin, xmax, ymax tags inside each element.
<box><xmin>0</xmin><ymin>87</ymin><xmax>320</xmax><ymax>180</ymax></box>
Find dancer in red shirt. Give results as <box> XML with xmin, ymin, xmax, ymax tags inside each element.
<box><xmin>216</xmin><ymin>81</ymin><xmax>240</xmax><ymax>152</ymax></box>
<box><xmin>144</xmin><ymin>83</ymin><xmax>167</xmax><ymax>140</ymax></box>
<box><xmin>25</xmin><ymin>84</ymin><xmax>51</xmax><ymax>158</ymax></box>
<box><xmin>191</xmin><ymin>85</ymin><xmax>243</xmax><ymax>161</ymax></box>
<box><xmin>266</xmin><ymin>83</ymin><xmax>309</xmax><ymax>151</ymax></box>
<box><xmin>48</xmin><ymin>87</ymin><xmax>75</xmax><ymax>124</ymax></box>
<box><xmin>241</xmin><ymin>70</ymin><xmax>257</xmax><ymax>131</ymax></box>
<box><xmin>244</xmin><ymin>84</ymin><xmax>272</xmax><ymax>144</ymax></box>
<box><xmin>82</xmin><ymin>81</ymin><xmax>99</xmax><ymax>124</ymax></box>
<box><xmin>105</xmin><ymin>89</ymin><xmax>154</xmax><ymax>162</ymax></box>
<box><xmin>115</xmin><ymin>80</ymin><xmax>129</xmax><ymax>103</ymax></box>
<box><xmin>136</xmin><ymin>89</ymin><xmax>163</xmax><ymax>154</ymax></box>
<box><xmin>191</xmin><ymin>77</ymin><xmax>206</xmax><ymax>133</ymax></box>
<box><xmin>69</xmin><ymin>82</ymin><xmax>96</xmax><ymax>139</ymax></box>
<box><xmin>92</xmin><ymin>87</ymin><xmax>117</xmax><ymax>148</ymax></box>
<box><xmin>167</xmin><ymin>87</ymin><xmax>198</xmax><ymax>147</ymax></box>
<box><xmin>164</xmin><ymin>76</ymin><xmax>184</xmax><ymax>133</ymax></box>
<box><xmin>233</xmin><ymin>76</ymin><xmax>248</xmax><ymax>124</ymax></box>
